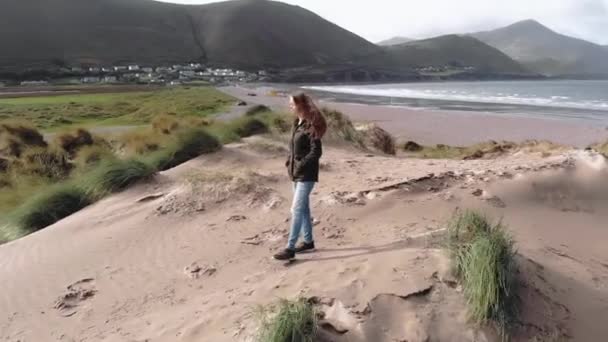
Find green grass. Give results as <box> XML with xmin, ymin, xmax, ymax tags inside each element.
<box><xmin>81</xmin><ymin>159</ymin><xmax>155</xmax><ymax>199</ymax></box>
<box><xmin>145</xmin><ymin>128</ymin><xmax>222</xmax><ymax>171</ymax></box>
<box><xmin>9</xmin><ymin>183</ymin><xmax>91</xmax><ymax>235</ymax></box>
<box><xmin>256</xmin><ymin>298</ymin><xmax>317</xmax><ymax>342</ymax></box>
<box><xmin>0</xmin><ymin>87</ymin><xmax>233</xmax><ymax>130</ymax></box>
<box><xmin>447</xmin><ymin>210</ymin><xmax>517</xmax><ymax>338</ymax></box>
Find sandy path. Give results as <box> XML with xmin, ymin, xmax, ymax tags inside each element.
<box><xmin>220</xmin><ymin>85</ymin><xmax>608</xmax><ymax>147</ymax></box>
<box><xmin>1</xmin><ymin>139</ymin><xmax>607</xmax><ymax>341</ymax></box>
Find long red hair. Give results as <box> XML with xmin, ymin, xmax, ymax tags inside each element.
<box><xmin>291</xmin><ymin>93</ymin><xmax>327</xmax><ymax>139</ymax></box>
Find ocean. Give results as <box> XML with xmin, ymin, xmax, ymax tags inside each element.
<box><xmin>304</xmin><ymin>80</ymin><xmax>608</xmax><ymax>124</ymax></box>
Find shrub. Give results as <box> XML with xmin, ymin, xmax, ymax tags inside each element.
<box><xmin>246</xmin><ymin>104</ymin><xmax>271</xmax><ymax>116</ymax></box>
<box><xmin>17</xmin><ymin>147</ymin><xmax>72</xmax><ymax>179</ymax></box>
<box><xmin>145</xmin><ymin>128</ymin><xmax>221</xmax><ymax>171</ymax></box>
<box><xmin>82</xmin><ymin>159</ymin><xmax>155</xmax><ymax>198</ymax></box>
<box><xmin>11</xmin><ymin>184</ymin><xmax>91</xmax><ymax>233</ymax></box>
<box><xmin>256</xmin><ymin>298</ymin><xmax>317</xmax><ymax>342</ymax></box>
<box><xmin>447</xmin><ymin>210</ymin><xmax>517</xmax><ymax>337</ymax></box>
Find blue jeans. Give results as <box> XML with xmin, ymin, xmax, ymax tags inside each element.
<box><xmin>287</xmin><ymin>182</ymin><xmax>315</xmax><ymax>250</ymax></box>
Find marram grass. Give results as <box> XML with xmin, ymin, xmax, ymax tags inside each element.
<box><xmin>447</xmin><ymin>210</ymin><xmax>517</xmax><ymax>338</ymax></box>
<box><xmin>256</xmin><ymin>298</ymin><xmax>317</xmax><ymax>342</ymax></box>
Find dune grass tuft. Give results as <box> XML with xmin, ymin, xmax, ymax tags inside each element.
<box><xmin>145</xmin><ymin>128</ymin><xmax>221</xmax><ymax>171</ymax></box>
<box><xmin>82</xmin><ymin>159</ymin><xmax>155</xmax><ymax>198</ymax></box>
<box><xmin>256</xmin><ymin>298</ymin><xmax>317</xmax><ymax>342</ymax></box>
<box><xmin>11</xmin><ymin>184</ymin><xmax>91</xmax><ymax>234</ymax></box>
<box><xmin>322</xmin><ymin>108</ymin><xmax>364</xmax><ymax>147</ymax></box>
<box><xmin>357</xmin><ymin>123</ymin><xmax>396</xmax><ymax>155</ymax></box>
<box><xmin>447</xmin><ymin>210</ymin><xmax>517</xmax><ymax>338</ymax></box>
<box><xmin>246</xmin><ymin>104</ymin><xmax>271</xmax><ymax>116</ymax></box>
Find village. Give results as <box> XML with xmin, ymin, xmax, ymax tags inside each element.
<box><xmin>5</xmin><ymin>63</ymin><xmax>269</xmax><ymax>87</ymax></box>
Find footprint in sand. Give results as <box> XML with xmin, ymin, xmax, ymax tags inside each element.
<box><xmin>53</xmin><ymin>278</ymin><xmax>97</xmax><ymax>317</ymax></box>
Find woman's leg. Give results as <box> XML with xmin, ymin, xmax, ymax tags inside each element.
<box><xmin>286</xmin><ymin>181</ymin><xmax>315</xmax><ymax>250</ymax></box>
<box><xmin>300</xmin><ymin>182</ymin><xmax>315</xmax><ymax>244</ymax></box>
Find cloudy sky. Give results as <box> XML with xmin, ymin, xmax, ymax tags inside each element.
<box><xmin>159</xmin><ymin>0</ymin><xmax>608</xmax><ymax>44</ymax></box>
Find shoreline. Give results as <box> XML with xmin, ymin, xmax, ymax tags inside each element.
<box><xmin>220</xmin><ymin>85</ymin><xmax>608</xmax><ymax>147</ymax></box>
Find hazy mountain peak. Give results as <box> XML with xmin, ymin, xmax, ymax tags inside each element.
<box><xmin>377</xmin><ymin>36</ymin><xmax>413</xmax><ymax>46</ymax></box>
<box><xmin>473</xmin><ymin>19</ymin><xmax>608</xmax><ymax>77</ymax></box>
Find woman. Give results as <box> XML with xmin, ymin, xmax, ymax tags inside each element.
<box><xmin>273</xmin><ymin>93</ymin><xmax>327</xmax><ymax>261</ymax></box>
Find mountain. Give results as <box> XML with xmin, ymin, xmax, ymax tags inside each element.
<box><xmin>377</xmin><ymin>36</ymin><xmax>413</xmax><ymax>46</ymax></box>
<box><xmin>0</xmin><ymin>0</ymin><xmax>378</xmax><ymax>71</ymax></box>
<box><xmin>473</xmin><ymin>19</ymin><xmax>608</xmax><ymax>77</ymax></box>
<box><xmin>0</xmin><ymin>0</ymin><xmax>533</xmax><ymax>81</ymax></box>
<box><xmin>362</xmin><ymin>35</ymin><xmax>532</xmax><ymax>76</ymax></box>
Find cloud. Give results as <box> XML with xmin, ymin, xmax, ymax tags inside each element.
<box><xmin>158</xmin><ymin>0</ymin><xmax>608</xmax><ymax>44</ymax></box>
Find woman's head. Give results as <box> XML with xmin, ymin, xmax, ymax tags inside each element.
<box><xmin>289</xmin><ymin>93</ymin><xmax>327</xmax><ymax>139</ymax></box>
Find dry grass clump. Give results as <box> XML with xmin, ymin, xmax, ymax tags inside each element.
<box><xmin>255</xmin><ymin>298</ymin><xmax>318</xmax><ymax>342</ymax></box>
<box><xmin>356</xmin><ymin>123</ymin><xmax>396</xmax><ymax>155</ymax></box>
<box><xmin>118</xmin><ymin>129</ymin><xmax>164</xmax><ymax>155</ymax></box>
<box><xmin>0</xmin><ymin>157</ymin><xmax>9</xmax><ymax>173</ymax></box>
<box><xmin>54</xmin><ymin>129</ymin><xmax>95</xmax><ymax>156</ymax></box>
<box><xmin>0</xmin><ymin>121</ymin><xmax>48</xmax><ymax>157</ymax></box>
<box><xmin>73</xmin><ymin>145</ymin><xmax>116</xmax><ymax>169</ymax></box>
<box><xmin>406</xmin><ymin>140</ymin><xmax>565</xmax><ymax>160</ymax></box>
<box><xmin>15</xmin><ymin>147</ymin><xmax>72</xmax><ymax>179</ymax></box>
<box><xmin>447</xmin><ymin>210</ymin><xmax>518</xmax><ymax>338</ymax></box>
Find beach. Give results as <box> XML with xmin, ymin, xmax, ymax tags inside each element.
<box><xmin>221</xmin><ymin>84</ymin><xmax>608</xmax><ymax>147</ymax></box>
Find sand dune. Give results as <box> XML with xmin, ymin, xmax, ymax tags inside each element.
<box><xmin>2</xmin><ymin>133</ymin><xmax>607</xmax><ymax>341</ymax></box>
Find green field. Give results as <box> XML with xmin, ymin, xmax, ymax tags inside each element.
<box><xmin>0</xmin><ymin>87</ymin><xmax>234</xmax><ymax>130</ymax></box>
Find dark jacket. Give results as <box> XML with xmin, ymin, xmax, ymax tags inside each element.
<box><xmin>286</xmin><ymin>119</ymin><xmax>323</xmax><ymax>182</ymax></box>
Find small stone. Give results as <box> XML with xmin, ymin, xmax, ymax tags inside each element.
<box><xmin>472</xmin><ymin>189</ymin><xmax>484</xmax><ymax>197</ymax></box>
<box><xmin>136</xmin><ymin>193</ymin><xmax>165</xmax><ymax>203</ymax></box>
<box><xmin>227</xmin><ymin>215</ymin><xmax>247</xmax><ymax>222</ymax></box>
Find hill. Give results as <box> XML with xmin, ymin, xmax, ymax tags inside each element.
<box><xmin>0</xmin><ymin>0</ymin><xmax>378</xmax><ymax>72</ymax></box>
<box><xmin>473</xmin><ymin>19</ymin><xmax>608</xmax><ymax>77</ymax></box>
<box><xmin>361</xmin><ymin>35</ymin><xmax>532</xmax><ymax>77</ymax></box>
<box><xmin>0</xmin><ymin>0</ymin><xmax>203</xmax><ymax>70</ymax></box>
<box><xmin>377</xmin><ymin>36</ymin><xmax>413</xmax><ymax>46</ymax></box>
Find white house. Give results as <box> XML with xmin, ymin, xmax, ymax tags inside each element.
<box><xmin>82</xmin><ymin>76</ymin><xmax>100</xmax><ymax>84</ymax></box>
<box><xmin>141</xmin><ymin>67</ymin><xmax>153</xmax><ymax>73</ymax></box>
<box><xmin>20</xmin><ymin>80</ymin><xmax>48</xmax><ymax>86</ymax></box>
<box><xmin>102</xmin><ymin>76</ymin><xmax>117</xmax><ymax>83</ymax></box>
<box><xmin>114</xmin><ymin>66</ymin><xmax>127</xmax><ymax>72</ymax></box>
<box><xmin>128</xmin><ymin>65</ymin><xmax>140</xmax><ymax>71</ymax></box>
